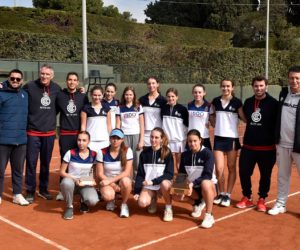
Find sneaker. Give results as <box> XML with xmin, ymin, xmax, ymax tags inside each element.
<box><xmin>213</xmin><ymin>194</ymin><xmax>223</xmax><ymax>205</ymax></box>
<box><xmin>147</xmin><ymin>195</ymin><xmax>157</xmax><ymax>214</ymax></box>
<box><xmin>63</xmin><ymin>207</ymin><xmax>74</xmax><ymax>220</ymax></box>
<box><xmin>80</xmin><ymin>201</ymin><xmax>89</xmax><ymax>213</ymax></box>
<box><xmin>220</xmin><ymin>195</ymin><xmax>231</xmax><ymax>207</ymax></box>
<box><xmin>163</xmin><ymin>209</ymin><xmax>173</xmax><ymax>222</ymax></box>
<box><xmin>236</xmin><ymin>196</ymin><xmax>255</xmax><ymax>209</ymax></box>
<box><xmin>25</xmin><ymin>192</ymin><xmax>35</xmax><ymax>204</ymax></box>
<box><xmin>268</xmin><ymin>203</ymin><xmax>286</xmax><ymax>215</ymax></box>
<box><xmin>106</xmin><ymin>200</ymin><xmax>115</xmax><ymax>211</ymax></box>
<box><xmin>257</xmin><ymin>198</ymin><xmax>267</xmax><ymax>212</ymax></box>
<box><xmin>38</xmin><ymin>191</ymin><xmax>53</xmax><ymax>200</ymax></box>
<box><xmin>56</xmin><ymin>191</ymin><xmax>64</xmax><ymax>201</ymax></box>
<box><xmin>191</xmin><ymin>200</ymin><xmax>206</xmax><ymax>218</ymax></box>
<box><xmin>13</xmin><ymin>194</ymin><xmax>30</xmax><ymax>206</ymax></box>
<box><xmin>120</xmin><ymin>203</ymin><xmax>129</xmax><ymax>218</ymax></box>
<box><xmin>201</xmin><ymin>213</ymin><xmax>215</xmax><ymax>229</ymax></box>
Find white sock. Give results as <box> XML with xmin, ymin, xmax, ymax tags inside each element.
<box><xmin>220</xmin><ymin>192</ymin><xmax>226</xmax><ymax>196</ymax></box>
<box><xmin>165</xmin><ymin>204</ymin><xmax>172</xmax><ymax>210</ymax></box>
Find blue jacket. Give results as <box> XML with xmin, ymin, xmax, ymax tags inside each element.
<box><xmin>0</xmin><ymin>81</ymin><xmax>28</xmax><ymax>145</ymax></box>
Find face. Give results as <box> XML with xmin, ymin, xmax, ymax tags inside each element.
<box><xmin>110</xmin><ymin>136</ymin><xmax>123</xmax><ymax>148</ymax></box>
<box><xmin>91</xmin><ymin>89</ymin><xmax>103</xmax><ymax>104</ymax></box>
<box><xmin>39</xmin><ymin>67</ymin><xmax>54</xmax><ymax>86</ymax></box>
<box><xmin>150</xmin><ymin>130</ymin><xmax>163</xmax><ymax>149</ymax></box>
<box><xmin>8</xmin><ymin>72</ymin><xmax>23</xmax><ymax>89</ymax></box>
<box><xmin>105</xmin><ymin>86</ymin><xmax>116</xmax><ymax>101</ymax></box>
<box><xmin>147</xmin><ymin>78</ymin><xmax>159</xmax><ymax>93</ymax></box>
<box><xmin>166</xmin><ymin>91</ymin><xmax>178</xmax><ymax>106</ymax></box>
<box><xmin>187</xmin><ymin>134</ymin><xmax>202</xmax><ymax>152</ymax></box>
<box><xmin>66</xmin><ymin>74</ymin><xmax>79</xmax><ymax>92</ymax></box>
<box><xmin>252</xmin><ymin>80</ymin><xmax>267</xmax><ymax>98</ymax></box>
<box><xmin>124</xmin><ymin>90</ymin><xmax>134</xmax><ymax>103</ymax></box>
<box><xmin>77</xmin><ymin>134</ymin><xmax>90</xmax><ymax>150</ymax></box>
<box><xmin>193</xmin><ymin>86</ymin><xmax>205</xmax><ymax>101</ymax></box>
<box><xmin>288</xmin><ymin>72</ymin><xmax>300</xmax><ymax>94</ymax></box>
<box><xmin>221</xmin><ymin>80</ymin><xmax>234</xmax><ymax>96</ymax></box>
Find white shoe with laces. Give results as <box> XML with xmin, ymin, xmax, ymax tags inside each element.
<box><xmin>120</xmin><ymin>203</ymin><xmax>129</xmax><ymax>218</ymax></box>
<box><xmin>163</xmin><ymin>209</ymin><xmax>173</xmax><ymax>222</ymax></box>
<box><xmin>106</xmin><ymin>200</ymin><xmax>115</xmax><ymax>211</ymax></box>
<box><xmin>201</xmin><ymin>213</ymin><xmax>215</xmax><ymax>229</ymax></box>
<box><xmin>13</xmin><ymin>194</ymin><xmax>30</xmax><ymax>206</ymax></box>
<box><xmin>56</xmin><ymin>191</ymin><xmax>64</xmax><ymax>201</ymax></box>
<box><xmin>191</xmin><ymin>200</ymin><xmax>206</xmax><ymax>218</ymax></box>
<box><xmin>268</xmin><ymin>203</ymin><xmax>286</xmax><ymax>215</ymax></box>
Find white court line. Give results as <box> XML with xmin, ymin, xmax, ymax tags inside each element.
<box><xmin>128</xmin><ymin>191</ymin><xmax>300</xmax><ymax>250</ymax></box>
<box><xmin>0</xmin><ymin>215</ymin><xmax>69</xmax><ymax>250</ymax></box>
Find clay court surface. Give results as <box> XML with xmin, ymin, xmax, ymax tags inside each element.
<box><xmin>1</xmin><ymin>136</ymin><xmax>300</xmax><ymax>250</ymax></box>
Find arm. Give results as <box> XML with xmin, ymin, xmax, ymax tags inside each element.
<box><xmin>209</xmin><ymin>104</ymin><xmax>216</xmax><ymax>128</ymax></box>
<box><xmin>115</xmin><ymin>114</ymin><xmax>121</xmax><ymax>129</ymax></box>
<box><xmin>106</xmin><ymin>110</ymin><xmax>112</xmax><ymax>134</ymax></box>
<box><xmin>80</xmin><ymin>111</ymin><xmax>87</xmax><ymax>131</ymax></box>
<box><xmin>238</xmin><ymin>106</ymin><xmax>247</xmax><ymax>123</ymax></box>
<box><xmin>60</xmin><ymin>161</ymin><xmax>80</xmax><ymax>185</ymax></box>
<box><xmin>137</xmin><ymin>113</ymin><xmax>145</xmax><ymax>150</ymax></box>
<box><xmin>134</xmin><ymin>152</ymin><xmax>146</xmax><ymax>195</ymax></box>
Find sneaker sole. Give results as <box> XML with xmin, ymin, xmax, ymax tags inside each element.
<box><xmin>201</xmin><ymin>221</ymin><xmax>215</xmax><ymax>229</ymax></box>
<box><xmin>63</xmin><ymin>216</ymin><xmax>73</xmax><ymax>220</ymax></box>
<box><xmin>257</xmin><ymin>207</ymin><xmax>267</xmax><ymax>212</ymax></box>
<box><xmin>13</xmin><ymin>200</ymin><xmax>29</xmax><ymax>206</ymax></box>
<box><xmin>268</xmin><ymin>209</ymin><xmax>286</xmax><ymax>215</ymax></box>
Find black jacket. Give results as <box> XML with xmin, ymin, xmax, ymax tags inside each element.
<box><xmin>275</xmin><ymin>87</ymin><xmax>300</xmax><ymax>153</ymax></box>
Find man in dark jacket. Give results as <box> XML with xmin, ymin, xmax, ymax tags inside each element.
<box><xmin>268</xmin><ymin>66</ymin><xmax>300</xmax><ymax>215</ymax></box>
<box><xmin>0</xmin><ymin>69</ymin><xmax>29</xmax><ymax>206</ymax></box>
<box><xmin>24</xmin><ymin>64</ymin><xmax>61</xmax><ymax>203</ymax></box>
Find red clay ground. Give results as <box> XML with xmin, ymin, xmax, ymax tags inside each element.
<box><xmin>1</xmin><ymin>134</ymin><xmax>300</xmax><ymax>250</ymax></box>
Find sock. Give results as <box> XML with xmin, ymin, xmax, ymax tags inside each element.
<box><xmin>220</xmin><ymin>192</ymin><xmax>226</xmax><ymax>196</ymax></box>
<box><xmin>226</xmin><ymin>193</ymin><xmax>231</xmax><ymax>198</ymax></box>
<box><xmin>165</xmin><ymin>204</ymin><xmax>172</xmax><ymax>210</ymax></box>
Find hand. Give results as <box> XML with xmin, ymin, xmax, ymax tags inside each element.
<box><xmin>136</xmin><ymin>141</ymin><xmax>144</xmax><ymax>150</ymax></box>
<box><xmin>100</xmin><ymin>179</ymin><xmax>111</xmax><ymax>186</ymax></box>
<box><xmin>78</xmin><ymin>86</ymin><xmax>85</xmax><ymax>93</ymax></box>
<box><xmin>0</xmin><ymin>83</ymin><xmax>3</xmax><ymax>88</ymax></box>
<box><xmin>143</xmin><ymin>180</ymin><xmax>153</xmax><ymax>186</ymax></box>
<box><xmin>75</xmin><ymin>179</ymin><xmax>81</xmax><ymax>186</ymax></box>
<box><xmin>110</xmin><ymin>183</ymin><xmax>121</xmax><ymax>192</ymax></box>
<box><xmin>133</xmin><ymin>194</ymin><xmax>139</xmax><ymax>201</ymax></box>
<box><xmin>187</xmin><ymin>182</ymin><xmax>194</xmax><ymax>196</ymax></box>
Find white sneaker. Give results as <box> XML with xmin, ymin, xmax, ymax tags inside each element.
<box><xmin>268</xmin><ymin>203</ymin><xmax>286</xmax><ymax>215</ymax></box>
<box><xmin>191</xmin><ymin>200</ymin><xmax>206</xmax><ymax>218</ymax></box>
<box><xmin>201</xmin><ymin>213</ymin><xmax>215</xmax><ymax>229</ymax></box>
<box><xmin>163</xmin><ymin>209</ymin><xmax>173</xmax><ymax>222</ymax></box>
<box><xmin>56</xmin><ymin>191</ymin><xmax>64</xmax><ymax>201</ymax></box>
<box><xmin>106</xmin><ymin>200</ymin><xmax>115</xmax><ymax>211</ymax></box>
<box><xmin>147</xmin><ymin>195</ymin><xmax>157</xmax><ymax>214</ymax></box>
<box><xmin>220</xmin><ymin>195</ymin><xmax>231</xmax><ymax>207</ymax></box>
<box><xmin>13</xmin><ymin>194</ymin><xmax>30</xmax><ymax>206</ymax></box>
<box><xmin>120</xmin><ymin>203</ymin><xmax>129</xmax><ymax>218</ymax></box>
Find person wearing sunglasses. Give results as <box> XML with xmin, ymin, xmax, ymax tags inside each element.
<box><xmin>0</xmin><ymin>69</ymin><xmax>29</xmax><ymax>206</ymax></box>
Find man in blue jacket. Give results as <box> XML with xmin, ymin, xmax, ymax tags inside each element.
<box><xmin>0</xmin><ymin>69</ymin><xmax>29</xmax><ymax>206</ymax></box>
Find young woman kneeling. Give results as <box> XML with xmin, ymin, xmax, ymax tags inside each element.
<box><xmin>173</xmin><ymin>129</ymin><xmax>216</xmax><ymax>228</ymax></box>
<box><xmin>96</xmin><ymin>129</ymin><xmax>133</xmax><ymax>218</ymax></box>
<box><xmin>134</xmin><ymin>127</ymin><xmax>174</xmax><ymax>222</ymax></box>
<box><xmin>60</xmin><ymin>131</ymin><xmax>99</xmax><ymax>220</ymax></box>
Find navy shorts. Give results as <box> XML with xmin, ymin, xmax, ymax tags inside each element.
<box><xmin>213</xmin><ymin>136</ymin><xmax>241</xmax><ymax>151</ymax></box>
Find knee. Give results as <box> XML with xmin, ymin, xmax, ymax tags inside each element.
<box><xmin>119</xmin><ymin>177</ymin><xmax>132</xmax><ymax>189</ymax></box>
<box><xmin>60</xmin><ymin>178</ymin><xmax>74</xmax><ymax>190</ymax></box>
<box><xmin>101</xmin><ymin>190</ymin><xmax>115</xmax><ymax>201</ymax></box>
<box><xmin>160</xmin><ymin>180</ymin><xmax>171</xmax><ymax>191</ymax></box>
<box><xmin>138</xmin><ymin>198</ymin><xmax>150</xmax><ymax>208</ymax></box>
<box><xmin>84</xmin><ymin>197</ymin><xmax>99</xmax><ymax>207</ymax></box>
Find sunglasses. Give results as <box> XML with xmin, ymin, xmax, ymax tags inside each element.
<box><xmin>9</xmin><ymin>77</ymin><xmax>22</xmax><ymax>82</ymax></box>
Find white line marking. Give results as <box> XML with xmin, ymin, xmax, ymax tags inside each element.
<box><xmin>0</xmin><ymin>215</ymin><xmax>69</xmax><ymax>250</ymax></box>
<box><xmin>128</xmin><ymin>191</ymin><xmax>300</xmax><ymax>250</ymax></box>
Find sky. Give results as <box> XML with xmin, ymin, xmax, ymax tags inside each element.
<box><xmin>1</xmin><ymin>0</ymin><xmax>151</xmax><ymax>23</ymax></box>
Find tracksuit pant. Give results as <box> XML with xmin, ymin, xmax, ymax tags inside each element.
<box><xmin>25</xmin><ymin>135</ymin><xmax>55</xmax><ymax>193</ymax></box>
<box><xmin>239</xmin><ymin>147</ymin><xmax>276</xmax><ymax>199</ymax></box>
<box><xmin>60</xmin><ymin>177</ymin><xmax>99</xmax><ymax>208</ymax></box>
<box><xmin>0</xmin><ymin>144</ymin><xmax>26</xmax><ymax>197</ymax></box>
<box><xmin>276</xmin><ymin>145</ymin><xmax>300</xmax><ymax>205</ymax></box>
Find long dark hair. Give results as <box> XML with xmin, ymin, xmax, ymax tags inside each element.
<box><xmin>120</xmin><ymin>86</ymin><xmax>139</xmax><ymax>110</ymax></box>
<box><xmin>151</xmin><ymin>127</ymin><xmax>170</xmax><ymax>161</ymax></box>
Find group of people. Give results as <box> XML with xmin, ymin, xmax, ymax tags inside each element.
<box><xmin>1</xmin><ymin>64</ymin><xmax>300</xmax><ymax>230</ymax></box>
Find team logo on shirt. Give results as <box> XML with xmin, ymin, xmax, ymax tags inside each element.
<box><xmin>124</xmin><ymin>113</ymin><xmax>137</xmax><ymax>118</ymax></box>
<box><xmin>228</xmin><ymin>106</ymin><xmax>235</xmax><ymax>111</ymax></box>
<box><xmin>191</xmin><ymin>111</ymin><xmax>205</xmax><ymax>117</ymax></box>
<box><xmin>157</xmin><ymin>158</ymin><xmax>164</xmax><ymax>163</ymax></box>
<box><xmin>175</xmin><ymin>111</ymin><xmax>181</xmax><ymax>117</ymax></box>
<box><xmin>41</xmin><ymin>92</ymin><xmax>51</xmax><ymax>106</ymax></box>
<box><xmin>251</xmin><ymin>109</ymin><xmax>262</xmax><ymax>123</ymax></box>
<box><xmin>67</xmin><ymin>100</ymin><xmax>76</xmax><ymax>113</ymax></box>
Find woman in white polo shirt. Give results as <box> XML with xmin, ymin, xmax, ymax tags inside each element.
<box><xmin>96</xmin><ymin>129</ymin><xmax>133</xmax><ymax>218</ymax></box>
